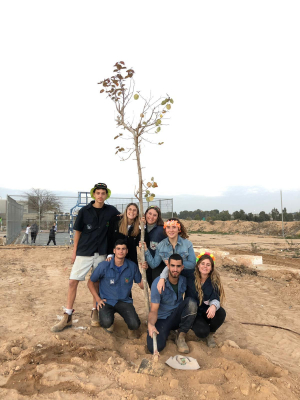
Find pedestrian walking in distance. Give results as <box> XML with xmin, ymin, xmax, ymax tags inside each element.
<box><xmin>47</xmin><ymin>225</ymin><xmax>56</xmax><ymax>246</ymax></box>
<box><xmin>22</xmin><ymin>225</ymin><xmax>30</xmax><ymax>244</ymax></box>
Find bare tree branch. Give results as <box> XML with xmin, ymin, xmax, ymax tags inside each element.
<box><xmin>24</xmin><ymin>188</ymin><xmax>61</xmax><ymax>220</ymax></box>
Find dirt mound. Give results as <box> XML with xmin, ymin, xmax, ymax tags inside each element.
<box><xmin>0</xmin><ymin>333</ymin><xmax>297</xmax><ymax>400</ymax></box>
<box><xmin>183</xmin><ymin>220</ymin><xmax>300</xmax><ymax>237</ymax></box>
<box><xmin>0</xmin><ymin>246</ymin><xmax>299</xmax><ymax>399</ymax></box>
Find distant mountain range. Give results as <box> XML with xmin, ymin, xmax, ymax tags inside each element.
<box><xmin>1</xmin><ymin>186</ymin><xmax>299</xmax><ymax>214</ymax></box>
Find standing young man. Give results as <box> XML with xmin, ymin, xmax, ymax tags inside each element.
<box><xmin>88</xmin><ymin>239</ymin><xmax>145</xmax><ymax>337</ymax></box>
<box><xmin>51</xmin><ymin>183</ymin><xmax>119</xmax><ymax>332</ymax></box>
<box><xmin>30</xmin><ymin>222</ymin><xmax>38</xmax><ymax>244</ymax></box>
<box><xmin>147</xmin><ymin>254</ymin><xmax>198</xmax><ymax>354</ymax></box>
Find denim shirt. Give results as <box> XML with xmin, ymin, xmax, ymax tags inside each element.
<box><xmin>145</xmin><ymin>236</ymin><xmax>196</xmax><ymax>270</ymax></box>
<box><xmin>151</xmin><ymin>275</ymin><xmax>187</xmax><ymax>319</ymax></box>
<box><xmin>90</xmin><ymin>258</ymin><xmax>141</xmax><ymax>307</ymax></box>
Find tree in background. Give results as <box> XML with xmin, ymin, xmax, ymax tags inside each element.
<box><xmin>218</xmin><ymin>210</ymin><xmax>231</xmax><ymax>221</ymax></box>
<box><xmin>293</xmin><ymin>212</ymin><xmax>300</xmax><ymax>221</ymax></box>
<box><xmin>271</xmin><ymin>208</ymin><xmax>280</xmax><ymax>221</ymax></box>
<box><xmin>246</xmin><ymin>212</ymin><xmax>254</xmax><ymax>221</ymax></box>
<box><xmin>25</xmin><ymin>188</ymin><xmax>61</xmax><ymax>221</ymax></box>
<box><xmin>258</xmin><ymin>211</ymin><xmax>271</xmax><ymax>222</ymax></box>
<box><xmin>282</xmin><ymin>208</ymin><xmax>294</xmax><ymax>222</ymax></box>
<box><xmin>210</xmin><ymin>209</ymin><xmax>219</xmax><ymax>218</ymax></box>
<box><xmin>232</xmin><ymin>209</ymin><xmax>246</xmax><ymax>220</ymax></box>
<box><xmin>161</xmin><ymin>211</ymin><xmax>178</xmax><ymax>219</ymax></box>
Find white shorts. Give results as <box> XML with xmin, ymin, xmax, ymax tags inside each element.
<box><xmin>69</xmin><ymin>253</ymin><xmax>106</xmax><ymax>281</ymax></box>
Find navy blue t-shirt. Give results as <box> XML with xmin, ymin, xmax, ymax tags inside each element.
<box><xmin>74</xmin><ymin>201</ymin><xmax>119</xmax><ymax>256</ymax></box>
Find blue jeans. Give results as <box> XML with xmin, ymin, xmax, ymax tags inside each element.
<box><xmin>147</xmin><ymin>297</ymin><xmax>198</xmax><ymax>354</ymax></box>
<box><xmin>98</xmin><ymin>301</ymin><xmax>140</xmax><ymax>330</ymax></box>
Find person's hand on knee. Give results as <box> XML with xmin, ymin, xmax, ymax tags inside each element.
<box><xmin>206</xmin><ymin>305</ymin><xmax>216</xmax><ymax>319</ymax></box>
<box><xmin>96</xmin><ymin>298</ymin><xmax>107</xmax><ymax>310</ymax></box>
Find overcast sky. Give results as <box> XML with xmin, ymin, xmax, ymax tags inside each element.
<box><xmin>1</xmin><ymin>1</ymin><xmax>299</xmax><ymax>204</ymax></box>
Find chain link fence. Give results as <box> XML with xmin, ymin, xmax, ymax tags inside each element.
<box><xmin>69</xmin><ymin>194</ymin><xmax>173</xmax><ymax>244</ymax></box>
<box><xmin>6</xmin><ymin>196</ymin><xmax>24</xmax><ymax>244</ymax></box>
<box><xmin>8</xmin><ymin>194</ymin><xmax>173</xmax><ymax>245</ymax></box>
<box><xmin>107</xmin><ymin>197</ymin><xmax>173</xmax><ymax>216</ymax></box>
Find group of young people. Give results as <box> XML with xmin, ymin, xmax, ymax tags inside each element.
<box><xmin>51</xmin><ymin>182</ymin><xmax>226</xmax><ymax>354</ymax></box>
<box><xmin>22</xmin><ymin>223</ymin><xmax>57</xmax><ymax>245</ymax></box>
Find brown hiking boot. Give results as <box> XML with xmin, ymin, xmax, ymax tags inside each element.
<box><xmin>206</xmin><ymin>333</ymin><xmax>216</xmax><ymax>348</ymax></box>
<box><xmin>175</xmin><ymin>332</ymin><xmax>189</xmax><ymax>354</ymax></box>
<box><xmin>91</xmin><ymin>309</ymin><xmax>100</xmax><ymax>327</ymax></box>
<box><xmin>51</xmin><ymin>312</ymin><xmax>73</xmax><ymax>332</ymax></box>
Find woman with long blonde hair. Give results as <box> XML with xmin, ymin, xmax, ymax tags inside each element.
<box><xmin>192</xmin><ymin>252</ymin><xmax>226</xmax><ymax>347</ymax></box>
<box><xmin>157</xmin><ymin>251</ymin><xmax>226</xmax><ymax>348</ymax></box>
<box><xmin>107</xmin><ymin>203</ymin><xmax>140</xmax><ymax>264</ymax></box>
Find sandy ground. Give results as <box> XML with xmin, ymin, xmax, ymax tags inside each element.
<box><xmin>1</xmin><ymin>223</ymin><xmax>300</xmax><ymax>399</ymax></box>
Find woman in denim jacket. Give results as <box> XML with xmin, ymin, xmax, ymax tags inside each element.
<box><xmin>143</xmin><ymin>218</ymin><xmax>196</xmax><ymax>270</ymax></box>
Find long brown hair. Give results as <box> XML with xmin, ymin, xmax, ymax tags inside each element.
<box><xmin>163</xmin><ymin>218</ymin><xmax>189</xmax><ymax>239</ymax></box>
<box><xmin>194</xmin><ymin>254</ymin><xmax>225</xmax><ymax>306</ymax></box>
<box><xmin>119</xmin><ymin>203</ymin><xmax>140</xmax><ymax>237</ymax></box>
<box><xmin>144</xmin><ymin>205</ymin><xmax>164</xmax><ymax>226</ymax></box>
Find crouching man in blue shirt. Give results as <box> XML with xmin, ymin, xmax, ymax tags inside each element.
<box><xmin>147</xmin><ymin>254</ymin><xmax>198</xmax><ymax>354</ymax></box>
<box><xmin>87</xmin><ymin>239</ymin><xmax>144</xmax><ymax>338</ymax></box>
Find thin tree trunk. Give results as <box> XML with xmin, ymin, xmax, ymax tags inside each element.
<box><xmin>134</xmin><ymin>134</ymin><xmax>150</xmax><ymax>312</ymax></box>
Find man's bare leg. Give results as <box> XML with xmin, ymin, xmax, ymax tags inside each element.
<box><xmin>90</xmin><ymin>281</ymin><xmax>101</xmax><ymax>327</ymax></box>
<box><xmin>93</xmin><ymin>282</ymin><xmax>99</xmax><ymax>308</ymax></box>
<box><xmin>66</xmin><ymin>279</ymin><xmax>79</xmax><ymax>309</ymax></box>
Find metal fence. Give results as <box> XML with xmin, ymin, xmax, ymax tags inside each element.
<box><xmin>69</xmin><ymin>193</ymin><xmax>173</xmax><ymax>244</ymax></box>
<box><xmin>6</xmin><ymin>195</ymin><xmax>24</xmax><ymax>244</ymax></box>
<box><xmin>107</xmin><ymin>197</ymin><xmax>173</xmax><ymax>215</ymax></box>
<box><xmin>9</xmin><ymin>194</ymin><xmax>173</xmax><ymax>245</ymax></box>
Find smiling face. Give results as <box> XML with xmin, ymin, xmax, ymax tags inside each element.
<box><xmin>145</xmin><ymin>208</ymin><xmax>158</xmax><ymax>225</ymax></box>
<box><xmin>165</xmin><ymin>224</ymin><xmax>180</xmax><ymax>239</ymax></box>
<box><xmin>126</xmin><ymin>205</ymin><xmax>138</xmax><ymax>222</ymax></box>
<box><xmin>198</xmin><ymin>258</ymin><xmax>212</xmax><ymax>278</ymax></box>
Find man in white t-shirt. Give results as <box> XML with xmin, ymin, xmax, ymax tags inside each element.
<box><xmin>22</xmin><ymin>225</ymin><xmax>30</xmax><ymax>244</ymax></box>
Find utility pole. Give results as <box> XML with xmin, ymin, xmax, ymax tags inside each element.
<box><xmin>38</xmin><ymin>197</ymin><xmax>41</xmax><ymax>241</ymax></box>
<box><xmin>280</xmin><ymin>190</ymin><xmax>284</xmax><ymax>238</ymax></box>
